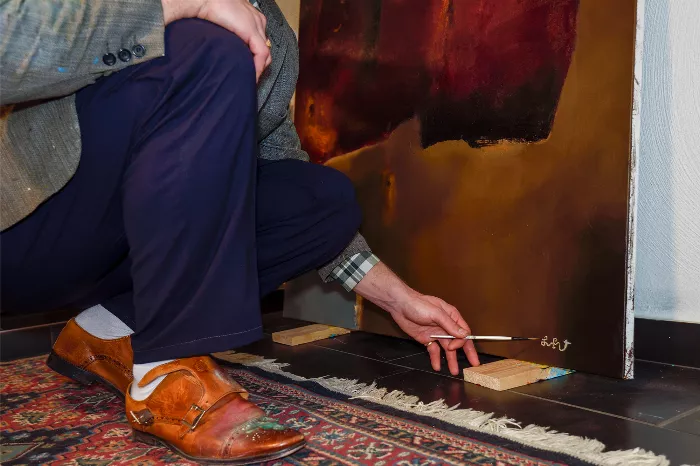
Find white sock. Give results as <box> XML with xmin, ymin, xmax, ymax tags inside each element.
<box><xmin>75</xmin><ymin>305</ymin><xmax>134</xmax><ymax>339</ymax></box>
<box><xmin>130</xmin><ymin>360</ymin><xmax>174</xmax><ymax>401</ymax></box>
<box><xmin>75</xmin><ymin>305</ymin><xmax>172</xmax><ymax>401</ymax></box>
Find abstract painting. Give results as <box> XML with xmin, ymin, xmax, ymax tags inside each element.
<box><xmin>292</xmin><ymin>0</ymin><xmax>641</xmax><ymax>378</ymax></box>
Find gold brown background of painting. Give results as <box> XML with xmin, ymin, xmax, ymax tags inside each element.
<box><xmin>288</xmin><ymin>0</ymin><xmax>637</xmax><ymax>377</ymax></box>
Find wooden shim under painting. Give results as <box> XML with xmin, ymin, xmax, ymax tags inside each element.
<box><xmin>272</xmin><ymin>324</ymin><xmax>351</xmax><ymax>346</ymax></box>
<box><xmin>463</xmin><ymin>359</ymin><xmax>574</xmax><ymax>391</ymax></box>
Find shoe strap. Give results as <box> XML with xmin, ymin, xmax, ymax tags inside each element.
<box><xmin>141</xmin><ymin>357</ymin><xmax>252</xmax><ymax>436</ymax></box>
<box><xmin>139</xmin><ymin>356</ymin><xmax>247</xmax><ymax>396</ymax></box>
<box><xmin>139</xmin><ymin>356</ymin><xmax>249</xmax><ymax>434</ymax></box>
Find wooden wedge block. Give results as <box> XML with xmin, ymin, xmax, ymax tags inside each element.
<box><xmin>463</xmin><ymin>359</ymin><xmax>573</xmax><ymax>391</ymax></box>
<box><xmin>212</xmin><ymin>351</ymin><xmax>265</xmax><ymax>365</ymax></box>
<box><xmin>272</xmin><ymin>324</ymin><xmax>351</xmax><ymax>346</ymax></box>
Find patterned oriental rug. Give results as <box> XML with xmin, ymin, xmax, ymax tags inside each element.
<box><xmin>1</xmin><ymin>354</ymin><xmax>668</xmax><ymax>466</ymax></box>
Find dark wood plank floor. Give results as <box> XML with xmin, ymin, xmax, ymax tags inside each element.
<box><xmin>235</xmin><ymin>312</ymin><xmax>700</xmax><ymax>466</ymax></box>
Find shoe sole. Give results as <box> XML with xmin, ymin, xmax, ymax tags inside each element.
<box><xmin>133</xmin><ymin>429</ymin><xmax>306</xmax><ymax>465</ymax></box>
<box><xmin>46</xmin><ymin>351</ymin><xmax>125</xmax><ymax>400</ymax></box>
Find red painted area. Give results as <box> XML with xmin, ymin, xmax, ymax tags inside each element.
<box><xmin>296</xmin><ymin>0</ymin><xmax>579</xmax><ymax>163</ymax></box>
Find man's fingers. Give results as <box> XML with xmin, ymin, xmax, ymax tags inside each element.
<box><xmin>440</xmin><ymin>307</ymin><xmax>475</xmax><ymax>353</ymax></box>
<box><xmin>248</xmin><ymin>35</ymin><xmax>271</xmax><ymax>80</ymax></box>
<box><xmin>440</xmin><ymin>340</ymin><xmax>460</xmax><ymax>376</ymax></box>
<box><xmin>253</xmin><ymin>56</ymin><xmax>265</xmax><ymax>81</ymax></box>
<box><xmin>426</xmin><ymin>298</ymin><xmax>478</xmax><ymax>369</ymax></box>
<box><xmin>448</xmin><ymin>317</ymin><xmax>471</xmax><ymax>351</ymax></box>
<box><xmin>464</xmin><ymin>340</ymin><xmax>481</xmax><ymax>366</ymax></box>
<box><xmin>451</xmin><ymin>310</ymin><xmax>470</xmax><ymax>331</ymax></box>
<box><xmin>450</xmin><ymin>316</ymin><xmax>479</xmax><ymax>366</ymax></box>
<box><xmin>434</xmin><ymin>309</ymin><xmax>468</xmax><ymax>339</ymax></box>
<box><xmin>427</xmin><ymin>341</ymin><xmax>441</xmax><ymax>372</ymax></box>
<box><xmin>447</xmin><ymin>338</ymin><xmax>466</xmax><ymax>351</ymax></box>
<box><xmin>424</xmin><ymin>297</ymin><xmax>469</xmax><ymax>339</ymax></box>
<box><xmin>253</xmin><ymin>7</ymin><xmax>268</xmax><ymax>33</ymax></box>
<box><xmin>253</xmin><ymin>13</ymin><xmax>267</xmax><ymax>47</ymax></box>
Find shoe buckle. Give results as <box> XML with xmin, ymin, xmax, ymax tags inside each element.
<box><xmin>130</xmin><ymin>409</ymin><xmax>154</xmax><ymax>426</ymax></box>
<box><xmin>181</xmin><ymin>404</ymin><xmax>206</xmax><ymax>431</ymax></box>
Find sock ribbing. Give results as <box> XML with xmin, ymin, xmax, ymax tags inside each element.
<box><xmin>75</xmin><ymin>305</ymin><xmax>134</xmax><ymax>340</ymax></box>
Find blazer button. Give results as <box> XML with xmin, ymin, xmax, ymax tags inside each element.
<box><xmin>103</xmin><ymin>53</ymin><xmax>117</xmax><ymax>66</ymax></box>
<box><xmin>132</xmin><ymin>44</ymin><xmax>146</xmax><ymax>58</ymax></box>
<box><xmin>118</xmin><ymin>48</ymin><xmax>132</xmax><ymax>62</ymax></box>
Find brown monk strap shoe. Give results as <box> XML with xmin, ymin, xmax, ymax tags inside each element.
<box><xmin>126</xmin><ymin>356</ymin><xmax>305</xmax><ymax>464</ymax></box>
<box><xmin>46</xmin><ymin>318</ymin><xmax>133</xmax><ymax>397</ymax></box>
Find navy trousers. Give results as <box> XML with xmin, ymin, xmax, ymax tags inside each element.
<box><xmin>0</xmin><ymin>20</ymin><xmax>361</xmax><ymax>363</ymax></box>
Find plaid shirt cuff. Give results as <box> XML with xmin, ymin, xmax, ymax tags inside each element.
<box><xmin>330</xmin><ymin>252</ymin><xmax>380</xmax><ymax>291</ymax></box>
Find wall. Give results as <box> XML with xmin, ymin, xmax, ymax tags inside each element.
<box><xmin>635</xmin><ymin>0</ymin><xmax>700</xmax><ymax>323</ymax></box>
<box><xmin>276</xmin><ymin>0</ymin><xmax>300</xmax><ymax>36</ymax></box>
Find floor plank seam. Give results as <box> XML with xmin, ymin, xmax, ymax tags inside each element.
<box><xmin>307</xmin><ymin>342</ymin><xmax>403</xmax><ymax>363</ymax></box>
<box><xmin>386</xmin><ymin>351</ymin><xmax>430</xmax><ymax>362</ymax></box>
<box><xmin>511</xmin><ymin>392</ymin><xmax>669</xmax><ymax>428</ymax></box>
<box><xmin>375</xmin><ymin>368</ymin><xmax>414</xmax><ymax>380</ymax></box>
<box><xmin>636</xmin><ymin>358</ymin><xmax>700</xmax><ymax>371</ymax></box>
<box><xmin>657</xmin><ymin>404</ymin><xmax>700</xmax><ymax>428</ymax></box>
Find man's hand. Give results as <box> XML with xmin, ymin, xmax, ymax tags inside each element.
<box><xmin>162</xmin><ymin>0</ymin><xmax>271</xmax><ymax>81</ymax></box>
<box><xmin>390</xmin><ymin>293</ymin><xmax>480</xmax><ymax>375</ymax></box>
<box><xmin>353</xmin><ymin>262</ymin><xmax>480</xmax><ymax>376</ymax></box>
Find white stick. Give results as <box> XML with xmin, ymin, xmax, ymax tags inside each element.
<box><xmin>429</xmin><ymin>335</ymin><xmax>532</xmax><ymax>341</ymax></box>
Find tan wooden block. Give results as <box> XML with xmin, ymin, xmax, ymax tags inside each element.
<box><xmin>272</xmin><ymin>324</ymin><xmax>351</xmax><ymax>346</ymax></box>
<box><xmin>463</xmin><ymin>359</ymin><xmax>573</xmax><ymax>391</ymax></box>
<box><xmin>212</xmin><ymin>351</ymin><xmax>265</xmax><ymax>365</ymax></box>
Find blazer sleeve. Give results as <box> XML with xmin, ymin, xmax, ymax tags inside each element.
<box><xmin>0</xmin><ymin>0</ymin><xmax>165</xmax><ymax>105</ymax></box>
<box><xmin>260</xmin><ymin>111</ymin><xmax>374</xmax><ymax>283</ymax></box>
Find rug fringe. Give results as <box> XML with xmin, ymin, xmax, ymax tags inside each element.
<box><xmin>221</xmin><ymin>352</ymin><xmax>672</xmax><ymax>466</ymax></box>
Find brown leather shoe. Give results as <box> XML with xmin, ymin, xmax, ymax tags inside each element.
<box><xmin>126</xmin><ymin>356</ymin><xmax>305</xmax><ymax>464</ymax></box>
<box><xmin>47</xmin><ymin>318</ymin><xmax>133</xmax><ymax>397</ymax></box>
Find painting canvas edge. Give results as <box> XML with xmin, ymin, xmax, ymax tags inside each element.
<box><xmin>624</xmin><ymin>0</ymin><xmax>645</xmax><ymax>380</ymax></box>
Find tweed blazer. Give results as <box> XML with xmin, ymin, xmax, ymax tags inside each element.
<box><xmin>0</xmin><ymin>0</ymin><xmax>369</xmax><ymax>280</ymax></box>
